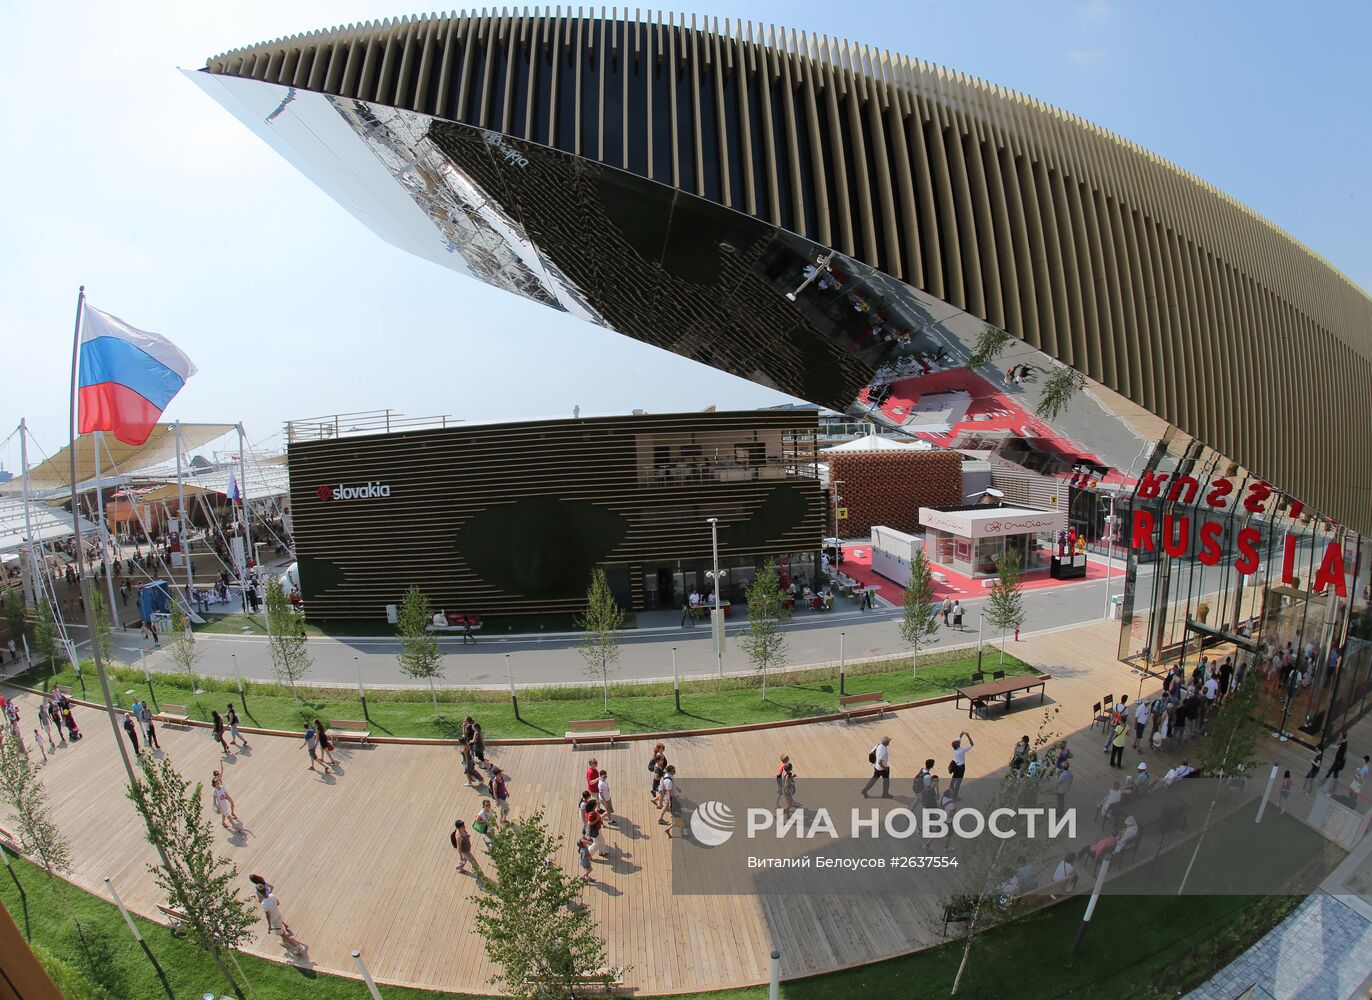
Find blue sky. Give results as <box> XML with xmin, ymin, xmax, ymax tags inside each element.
<box><xmin>1</xmin><ymin>0</ymin><xmax>1368</xmax><ymax>471</ymax></box>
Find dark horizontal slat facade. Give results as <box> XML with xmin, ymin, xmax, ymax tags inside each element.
<box><xmin>287</xmin><ymin>409</ymin><xmax>822</xmax><ymax>619</ymax></box>
<box><xmin>209</xmin><ymin>12</ymin><xmax>1372</xmax><ymax>534</ymax></box>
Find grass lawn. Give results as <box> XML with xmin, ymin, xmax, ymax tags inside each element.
<box><xmin>7</xmin><ymin>654</ymin><xmax>1036</xmax><ymax>741</ymax></box>
<box><xmin>1</xmin><ymin>848</ymin><xmax>1298</xmax><ymax>1000</ymax></box>
<box><xmin>196</xmin><ymin>612</ymin><xmax>626</xmax><ymax>638</ymax></box>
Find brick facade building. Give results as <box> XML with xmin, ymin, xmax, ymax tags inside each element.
<box><xmin>830</xmin><ymin>450</ymin><xmax>964</xmax><ymax>537</ymax></box>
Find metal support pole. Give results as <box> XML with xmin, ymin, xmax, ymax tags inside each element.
<box><xmin>839</xmin><ymin>632</ymin><xmax>847</xmax><ymax>695</ymax></box>
<box><xmin>1071</xmin><ymin>856</ymin><xmax>1110</xmax><ymax>953</ymax></box>
<box><xmin>174</xmin><ymin>420</ymin><xmax>193</xmax><ymax>607</ymax></box>
<box><xmin>353</xmin><ymin>950</ymin><xmax>384</xmax><ymax>1000</ymax></box>
<box><xmin>769</xmin><ymin>950</ymin><xmax>780</xmax><ymax>1000</ymax></box>
<box><xmin>231</xmin><ymin>653</ymin><xmax>246</xmax><ymax>711</ymax></box>
<box><xmin>355</xmin><ymin>656</ymin><xmax>368</xmax><ymax>722</ymax></box>
<box><xmin>976</xmin><ymin>613</ymin><xmax>985</xmax><ymax>673</ymax></box>
<box><xmin>672</xmin><ymin>646</ymin><xmax>680</xmax><ymax>713</ymax></box>
<box><xmin>708</xmin><ymin>517</ymin><xmax>723</xmax><ymax>678</ymax></box>
<box><xmin>506</xmin><ymin>652</ymin><xmax>520</xmax><ymax>721</ymax></box>
<box><xmin>1255</xmin><ymin>763</ymin><xmax>1281</xmax><ymax>823</ymax></box>
<box><xmin>104</xmin><ymin>876</ymin><xmax>143</xmax><ymax>943</ymax></box>
<box><xmin>236</xmin><ymin>423</ymin><xmax>255</xmax><ymax>619</ymax></box>
<box><xmin>94</xmin><ymin>432</ymin><xmax>120</xmax><ymax>631</ymax></box>
<box><xmin>141</xmin><ymin>647</ymin><xmax>157</xmax><ymax>710</ymax></box>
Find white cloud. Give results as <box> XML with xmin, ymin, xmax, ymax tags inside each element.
<box><xmin>1077</xmin><ymin>0</ymin><xmax>1113</xmax><ymax>25</ymax></box>
<box><xmin>1067</xmin><ymin>48</ymin><xmax>1109</xmax><ymax>66</ymax></box>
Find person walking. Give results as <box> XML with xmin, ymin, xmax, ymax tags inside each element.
<box><xmin>780</xmin><ymin>761</ymin><xmax>797</xmax><ymax>815</ymax></box>
<box><xmin>139</xmin><ymin>701</ymin><xmax>161</xmax><ymax>751</ymax></box>
<box><xmin>1109</xmin><ymin>719</ymin><xmax>1128</xmax><ymax>768</ymax></box>
<box><xmin>211</xmin><ymin>710</ymin><xmax>232</xmax><ymax>757</ymax></box>
<box><xmin>59</xmin><ymin>700</ymin><xmax>80</xmax><ymax>742</ymax></box>
<box><xmin>474</xmin><ymin>800</ymin><xmax>498</xmax><ymax>839</ymax></box>
<box><xmin>252</xmin><ymin>877</ymin><xmax>305</xmax><ymax>954</ymax></box>
<box><xmin>596</xmin><ymin>769</ymin><xmax>614</xmax><ymax>821</ymax></box>
<box><xmin>585</xmin><ymin>758</ymin><xmax>601</xmax><ymax>796</ymax></box>
<box><xmin>1056</xmin><ymin>761</ymin><xmax>1073</xmax><ymax>813</ymax></box>
<box><xmin>226</xmin><ymin>704</ymin><xmax>250</xmax><ymax>749</ymax></box>
<box><xmin>576</xmin><ymin>835</ymin><xmax>597</xmax><ymax>884</ymax></box>
<box><xmin>313</xmin><ymin>719</ymin><xmax>336</xmax><ymax>767</ymax></box>
<box><xmin>121</xmin><ymin>712</ymin><xmax>141</xmax><ymax>755</ymax></box>
<box><xmin>212</xmin><ymin>771</ymin><xmax>240</xmax><ymax>831</ymax></box>
<box><xmin>585</xmin><ymin>798</ymin><xmax>609</xmax><ymax>856</ymax></box>
<box><xmin>489</xmin><ymin>767</ymin><xmax>512</xmax><ymax>819</ymax></box>
<box><xmin>37</xmin><ymin>701</ymin><xmax>54</xmax><ymax>746</ymax></box>
<box><xmin>941</xmin><ymin>597</ymin><xmax>953</xmax><ymax>627</ymax></box>
<box><xmin>656</xmin><ymin>765</ymin><xmax>678</xmax><ymax>826</ymax></box>
<box><xmin>1278</xmin><ymin>770</ymin><xmax>1293</xmax><ymax>813</ymax></box>
<box><xmin>472</xmin><ymin>722</ymin><xmax>488</xmax><ymax>769</ymax></box>
<box><xmin>451</xmin><ymin>820</ymin><xmax>480</xmax><ymax>874</ymax></box>
<box><xmin>304</xmin><ymin>724</ymin><xmax>323</xmax><ymax>772</ymax></box>
<box><xmin>1132</xmin><ymin>700</ymin><xmax>1150</xmax><ymax>752</ymax></box>
<box><xmin>1302</xmin><ymin>745</ymin><xmax>1324</xmax><ymax>795</ymax></box>
<box><xmin>951</xmin><ymin>600</ymin><xmax>964</xmax><ymax>630</ymax></box>
<box><xmin>949</xmin><ymin>731</ymin><xmax>973</xmax><ymax>798</ymax></box>
<box><xmin>460</xmin><ymin>740</ymin><xmax>483</xmax><ymax>787</ymax></box>
<box><xmin>648</xmin><ymin>743</ymin><xmax>668</xmax><ymax>802</ymax></box>
<box><xmin>1324</xmin><ymin>733</ymin><xmax>1349</xmax><ymax>786</ymax></box>
<box><xmin>861</xmin><ymin>736</ymin><xmax>892</xmax><ymax>798</ymax></box>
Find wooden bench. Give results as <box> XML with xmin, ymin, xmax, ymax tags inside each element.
<box><xmin>941</xmin><ymin>902</ymin><xmax>974</xmax><ymax>935</ymax></box>
<box><xmin>326</xmin><ymin>720</ymin><xmax>372</xmax><ymax>744</ymax></box>
<box><xmin>1018</xmin><ymin>872</ymin><xmax>1079</xmax><ymax>905</ymax></box>
<box><xmin>526</xmin><ymin>971</ymin><xmax>624</xmax><ymax>991</ymax></box>
<box><xmin>155</xmin><ymin>703</ymin><xmax>190</xmax><ymax>725</ymax></box>
<box><xmin>156</xmin><ymin>902</ymin><xmax>189</xmax><ymax>932</ymax></box>
<box><xmin>0</xmin><ymin>822</ymin><xmax>20</xmax><ymax>855</ymax></box>
<box><xmin>566</xmin><ymin>719</ymin><xmax>620</xmax><ymax>748</ymax></box>
<box><xmin>838</xmin><ymin>691</ymin><xmax>891</xmax><ymax>722</ymax></box>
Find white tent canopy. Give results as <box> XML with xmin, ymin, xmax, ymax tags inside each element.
<box><xmin>20</xmin><ymin>423</ymin><xmax>237</xmax><ymax>490</ymax></box>
<box><xmin>136</xmin><ymin>463</ymin><xmax>291</xmax><ymax>503</ymax></box>
<box><xmin>821</xmin><ymin>432</ymin><xmax>935</xmax><ymax>454</ymax></box>
<box><xmin>0</xmin><ymin>496</ymin><xmax>100</xmax><ymax>555</ymax></box>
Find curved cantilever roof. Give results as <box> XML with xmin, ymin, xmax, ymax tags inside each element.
<box><xmin>201</xmin><ymin>11</ymin><xmax>1372</xmax><ymax>531</ymax></box>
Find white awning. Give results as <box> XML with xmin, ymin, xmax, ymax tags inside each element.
<box><xmin>23</xmin><ymin>423</ymin><xmax>237</xmax><ymax>490</ymax></box>
<box><xmin>0</xmin><ymin>496</ymin><xmax>101</xmax><ymax>554</ymax></box>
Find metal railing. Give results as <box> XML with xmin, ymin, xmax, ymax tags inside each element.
<box><xmin>284</xmin><ymin>410</ymin><xmax>460</xmax><ymax>444</ymax></box>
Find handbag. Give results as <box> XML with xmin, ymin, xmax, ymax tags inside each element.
<box><xmin>868</xmin><ymin>749</ymin><xmax>877</xmax><ymax>764</ymax></box>
<box><xmin>472</xmin><ymin>820</ymin><xmax>490</xmax><ymax>835</ymax></box>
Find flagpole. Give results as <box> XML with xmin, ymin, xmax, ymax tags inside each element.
<box><xmin>94</xmin><ymin>431</ymin><xmax>121</xmax><ymax>632</ymax></box>
<box><xmin>67</xmin><ymin>286</ymin><xmax>143</xmax><ymax>796</ymax></box>
<box><xmin>236</xmin><ymin>423</ymin><xmax>252</xmax><ymax>611</ymax></box>
<box><xmin>174</xmin><ymin>419</ymin><xmax>194</xmax><ymax>613</ymax></box>
<box><xmin>18</xmin><ymin>419</ymin><xmax>39</xmax><ymax>610</ymax></box>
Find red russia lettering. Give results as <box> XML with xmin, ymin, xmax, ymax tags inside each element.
<box><xmin>1131</xmin><ymin>510</ymin><xmax>1156</xmax><ymax>551</ymax></box>
<box><xmin>1166</xmin><ymin>476</ymin><xmax>1199</xmax><ymax>504</ymax></box>
<box><xmin>1138</xmin><ymin>472</ymin><xmax>1169</xmax><ymax>499</ymax></box>
<box><xmin>1197</xmin><ymin>521</ymin><xmax>1223</xmax><ymax>566</ymax></box>
<box><xmin>1282</xmin><ymin>533</ymin><xmax>1298</xmax><ymax>585</ymax></box>
<box><xmin>1204</xmin><ymin>479</ymin><xmax>1233</xmax><ymax>508</ymax></box>
<box><xmin>1243</xmin><ymin>482</ymin><xmax>1272</xmax><ymax>514</ymax></box>
<box><xmin>1313</xmin><ymin>543</ymin><xmax>1348</xmax><ymax>597</ymax></box>
<box><xmin>1234</xmin><ymin>527</ymin><xmax>1262</xmax><ymax>574</ymax></box>
<box><xmin>1162</xmin><ymin>514</ymin><xmax>1190</xmax><ymax>557</ymax></box>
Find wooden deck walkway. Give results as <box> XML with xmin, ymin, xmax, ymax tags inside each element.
<box><xmin>0</xmin><ymin>621</ymin><xmax>1342</xmax><ymax>995</ymax></box>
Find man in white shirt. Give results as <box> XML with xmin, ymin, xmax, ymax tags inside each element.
<box><xmin>688</xmin><ymin>590</ymin><xmax>702</xmax><ymax>607</ymax></box>
<box><xmin>861</xmin><ymin>736</ymin><xmax>892</xmax><ymax>798</ymax></box>
<box><xmin>949</xmin><ymin>731</ymin><xmax>973</xmax><ymax>798</ymax></box>
<box><xmin>1132</xmin><ymin>700</ymin><xmax>1151</xmax><ymax>751</ymax></box>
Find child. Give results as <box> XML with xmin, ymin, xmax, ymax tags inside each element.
<box><xmin>576</xmin><ymin>835</ymin><xmax>596</xmax><ymax>884</ymax></box>
<box><xmin>1278</xmin><ymin>770</ymin><xmax>1293</xmax><ymax>814</ymax></box>
<box><xmin>596</xmin><ymin>769</ymin><xmax>614</xmax><ymax>820</ymax></box>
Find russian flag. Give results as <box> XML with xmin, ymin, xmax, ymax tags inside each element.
<box><xmin>78</xmin><ymin>304</ymin><xmax>196</xmax><ymax>446</ymax></box>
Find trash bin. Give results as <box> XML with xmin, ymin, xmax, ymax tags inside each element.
<box><xmin>1109</xmin><ymin>595</ymin><xmax>1122</xmax><ymax>620</ymax></box>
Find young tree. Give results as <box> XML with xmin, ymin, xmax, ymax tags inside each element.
<box><xmin>165</xmin><ymin>605</ymin><xmax>204</xmax><ymax>701</ymax></box>
<box><xmin>1034</xmin><ymin>363</ymin><xmax>1086</xmax><ymax>421</ymax></box>
<box><xmin>264</xmin><ymin>577</ymin><xmax>312</xmax><ymax>705</ymax></box>
<box><xmin>0</xmin><ymin>724</ymin><xmax>73</xmax><ymax>882</ymax></box>
<box><xmin>577</xmin><ymin>568</ymin><xmax>623</xmax><ymax>714</ymax></box>
<box><xmin>740</xmin><ymin>561</ymin><xmax>790</xmax><ymax>702</ymax></box>
<box><xmin>397</xmin><ymin>585</ymin><xmax>444</xmax><ymax>719</ymax></box>
<box><xmin>2</xmin><ymin>587</ymin><xmax>26</xmax><ymax>650</ymax></box>
<box><xmin>33</xmin><ymin>597</ymin><xmax>58</xmax><ymax>675</ymax></box>
<box><xmin>126</xmin><ymin>754</ymin><xmax>259</xmax><ymax>997</ymax></box>
<box><xmin>898</xmin><ymin>550</ymin><xmax>942</xmax><ymax>678</ymax></box>
<box><xmin>984</xmin><ymin>549</ymin><xmax>1025</xmax><ymax>668</ymax></box>
<box><xmin>472</xmin><ymin>808</ymin><xmax>620</xmax><ymax>998</ymax></box>
<box><xmin>965</xmin><ymin>324</ymin><xmax>1014</xmax><ymax>372</ymax></box>
<box><xmin>87</xmin><ymin>589</ymin><xmax>114</xmax><ymax>663</ymax></box>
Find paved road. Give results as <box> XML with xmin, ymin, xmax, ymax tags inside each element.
<box><xmin>104</xmin><ymin>568</ymin><xmax>1135</xmax><ymax>689</ymax></box>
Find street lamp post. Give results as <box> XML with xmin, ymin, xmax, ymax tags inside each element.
<box><xmin>976</xmin><ymin>611</ymin><xmax>985</xmax><ymax>673</ymax></box>
<box><xmin>706</xmin><ymin>517</ymin><xmax>726</xmax><ymax>678</ymax></box>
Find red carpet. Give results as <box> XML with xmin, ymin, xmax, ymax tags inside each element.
<box><xmin>859</xmin><ymin>368</ymin><xmax>1131</xmax><ymax>486</ymax></box>
<box><xmin>840</xmin><ymin>543</ymin><xmax>1126</xmax><ymax>600</ymax></box>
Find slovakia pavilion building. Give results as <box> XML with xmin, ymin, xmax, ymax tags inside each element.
<box><xmin>192</xmin><ymin>11</ymin><xmax>1372</xmax><ymax>741</ymax></box>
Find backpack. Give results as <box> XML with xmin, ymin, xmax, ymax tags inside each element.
<box><xmin>450</xmin><ymin>829</ymin><xmax>459</xmax><ymax>849</ymax></box>
<box><xmin>868</xmin><ymin>749</ymin><xmax>877</xmax><ymax>764</ymax></box>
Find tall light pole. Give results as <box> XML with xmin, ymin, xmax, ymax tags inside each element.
<box><xmin>707</xmin><ymin>517</ymin><xmax>725</xmax><ymax>678</ymax></box>
<box><xmin>830</xmin><ymin>480</ymin><xmax>845</xmax><ymax>547</ymax></box>
<box><xmin>1102</xmin><ymin>492</ymin><xmax>1118</xmax><ymax>619</ymax></box>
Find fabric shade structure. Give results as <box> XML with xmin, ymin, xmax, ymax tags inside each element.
<box><xmin>821</xmin><ymin>433</ymin><xmax>934</xmax><ymax>454</ymax></box>
<box><xmin>135</xmin><ymin>463</ymin><xmax>290</xmax><ymax>504</ymax></box>
<box><xmin>21</xmin><ymin>423</ymin><xmax>236</xmax><ymax>490</ymax></box>
<box><xmin>0</xmin><ymin>496</ymin><xmax>100</xmax><ymax>554</ymax></box>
